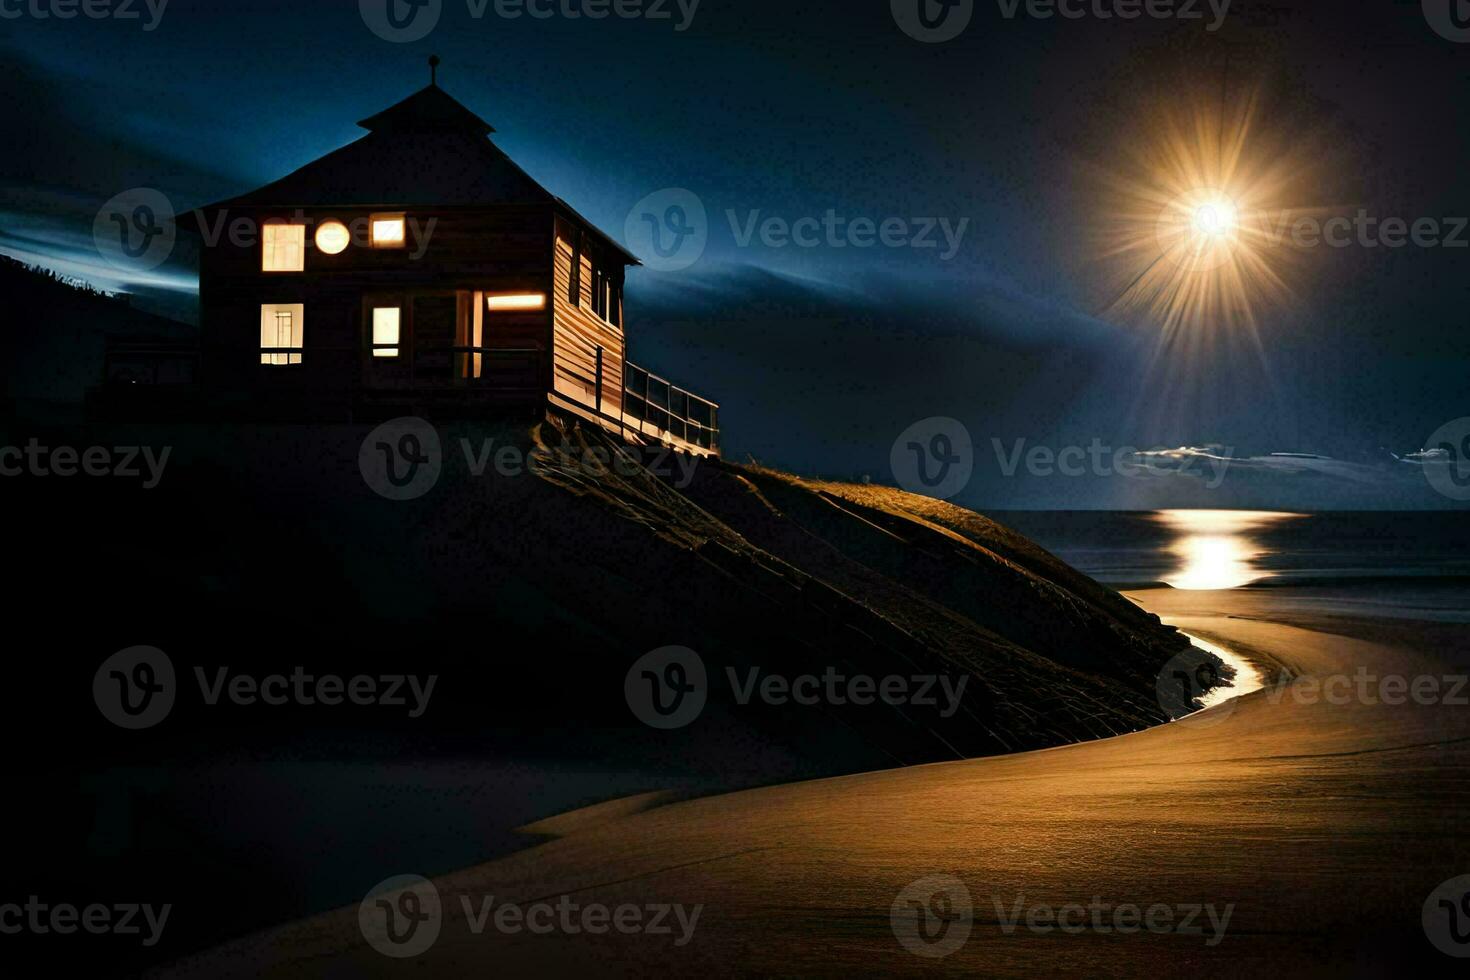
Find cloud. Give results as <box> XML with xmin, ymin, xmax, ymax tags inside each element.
<box><xmin>1397</xmin><ymin>447</ymin><xmax>1454</xmax><ymax>467</ymax></box>
<box><xmin>1122</xmin><ymin>446</ymin><xmax>1429</xmax><ymax>488</ymax></box>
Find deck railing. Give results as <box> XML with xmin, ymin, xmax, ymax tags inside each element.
<box><xmin>622</xmin><ymin>361</ymin><xmax>719</xmax><ymax>453</ymax></box>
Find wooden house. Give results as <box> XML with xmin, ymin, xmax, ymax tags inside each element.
<box><xmin>185</xmin><ymin>61</ymin><xmax>718</xmax><ymax>455</ymax></box>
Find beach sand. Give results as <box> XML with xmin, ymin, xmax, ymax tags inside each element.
<box><xmin>158</xmin><ymin>587</ymin><xmax>1470</xmax><ymax>977</ymax></box>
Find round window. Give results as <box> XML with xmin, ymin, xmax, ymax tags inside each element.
<box><xmin>315</xmin><ymin>220</ymin><xmax>350</xmax><ymax>255</ymax></box>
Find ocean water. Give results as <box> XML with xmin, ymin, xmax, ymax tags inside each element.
<box><xmin>994</xmin><ymin>510</ymin><xmax>1470</xmax><ymax>586</ymax></box>
<box><xmin>993</xmin><ymin>509</ymin><xmax>1470</xmax><ymax>622</ymax></box>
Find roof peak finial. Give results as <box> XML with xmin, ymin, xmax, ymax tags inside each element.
<box><xmin>429</xmin><ymin>54</ymin><xmax>441</xmax><ymax>86</ymax></box>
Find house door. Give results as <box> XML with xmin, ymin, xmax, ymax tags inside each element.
<box><xmin>412</xmin><ymin>295</ymin><xmax>458</xmax><ymax>382</ymax></box>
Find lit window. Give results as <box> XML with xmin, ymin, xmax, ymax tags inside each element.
<box><xmin>315</xmin><ymin>220</ymin><xmax>350</xmax><ymax>255</ymax></box>
<box><xmin>262</xmin><ymin>224</ymin><xmax>305</xmax><ymax>272</ymax></box>
<box><xmin>371</xmin><ymin>213</ymin><xmax>406</xmax><ymax>247</ymax></box>
<box><xmin>372</xmin><ymin>307</ymin><xmax>401</xmax><ymax>358</ymax></box>
<box><xmin>259</xmin><ymin>303</ymin><xmax>304</xmax><ymax>365</ymax></box>
<box><xmin>486</xmin><ymin>293</ymin><xmax>547</xmax><ymax>312</ymax></box>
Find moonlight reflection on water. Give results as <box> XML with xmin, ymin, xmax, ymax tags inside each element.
<box><xmin>1152</xmin><ymin>510</ymin><xmax>1305</xmax><ymax>590</ymax></box>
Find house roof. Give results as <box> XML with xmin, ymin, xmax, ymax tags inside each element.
<box><xmin>188</xmin><ymin>81</ymin><xmax>638</xmax><ymax>265</ymax></box>
<box><xmin>357</xmin><ymin>83</ymin><xmax>497</xmax><ymax>135</ymax></box>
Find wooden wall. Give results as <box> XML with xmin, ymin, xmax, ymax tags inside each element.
<box><xmin>551</xmin><ymin>215</ymin><xmax>626</xmax><ymax>419</ymax></box>
<box><xmin>196</xmin><ymin>204</ymin><xmax>553</xmax><ymax>410</ymax></box>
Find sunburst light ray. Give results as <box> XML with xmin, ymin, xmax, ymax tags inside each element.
<box><xmin>1083</xmin><ymin>69</ymin><xmax>1350</xmax><ymax>441</ymax></box>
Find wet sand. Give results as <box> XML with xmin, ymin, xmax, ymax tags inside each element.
<box><xmin>160</xmin><ymin>587</ymin><xmax>1470</xmax><ymax>977</ymax></box>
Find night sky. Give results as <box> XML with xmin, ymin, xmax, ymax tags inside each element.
<box><xmin>3</xmin><ymin>0</ymin><xmax>1468</xmax><ymax>508</ymax></box>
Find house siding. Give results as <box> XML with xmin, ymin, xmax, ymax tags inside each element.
<box><xmin>551</xmin><ymin>215</ymin><xmax>625</xmax><ymax>420</ymax></box>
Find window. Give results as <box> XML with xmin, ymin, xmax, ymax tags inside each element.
<box><xmin>610</xmin><ymin>281</ymin><xmax>622</xmax><ymax>329</ymax></box>
<box><xmin>315</xmin><ymin>220</ymin><xmax>350</xmax><ymax>255</ymax></box>
<box><xmin>372</xmin><ymin>307</ymin><xmax>401</xmax><ymax>358</ymax></box>
<box><xmin>370</xmin><ymin>212</ymin><xmax>406</xmax><ymax>248</ymax></box>
<box><xmin>591</xmin><ymin>266</ymin><xmax>606</xmax><ymax>319</ymax></box>
<box><xmin>568</xmin><ymin>235</ymin><xmax>582</xmax><ymax>304</ymax></box>
<box><xmin>262</xmin><ymin>223</ymin><xmax>305</xmax><ymax>272</ymax></box>
<box><xmin>260</xmin><ymin>304</ymin><xmax>304</xmax><ymax>365</ymax></box>
<box><xmin>486</xmin><ymin>293</ymin><xmax>546</xmax><ymax>312</ymax></box>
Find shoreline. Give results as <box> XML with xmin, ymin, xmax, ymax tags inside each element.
<box><xmin>158</xmin><ymin>585</ymin><xmax>1470</xmax><ymax>977</ymax></box>
<box><xmin>1175</xmin><ymin>628</ymin><xmax>1269</xmax><ymax>709</ymax></box>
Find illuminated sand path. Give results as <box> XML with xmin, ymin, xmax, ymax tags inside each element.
<box><xmin>162</xmin><ymin>589</ymin><xmax>1470</xmax><ymax>977</ymax></box>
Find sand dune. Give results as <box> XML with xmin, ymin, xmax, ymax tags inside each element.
<box><xmin>159</xmin><ymin>589</ymin><xmax>1470</xmax><ymax>977</ymax></box>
